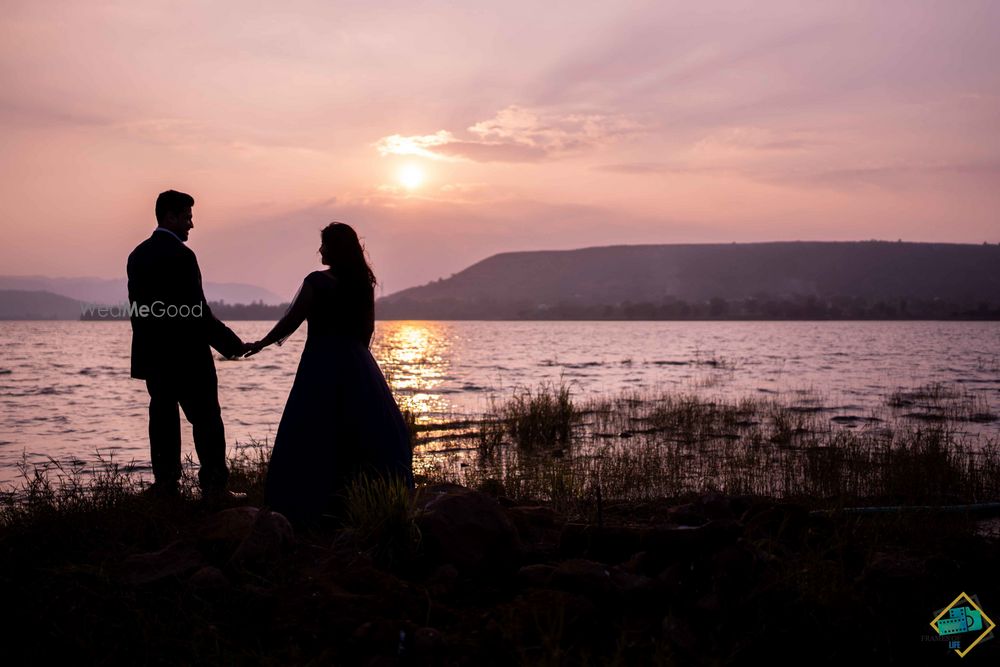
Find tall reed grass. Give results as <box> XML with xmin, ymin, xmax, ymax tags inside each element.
<box><xmin>4</xmin><ymin>384</ymin><xmax>998</xmax><ymax>527</ymax></box>
<box><xmin>418</xmin><ymin>383</ymin><xmax>1000</xmax><ymax>517</ymax></box>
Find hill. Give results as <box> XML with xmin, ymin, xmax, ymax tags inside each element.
<box><xmin>0</xmin><ymin>290</ymin><xmax>290</xmax><ymax>321</ymax></box>
<box><xmin>0</xmin><ymin>276</ymin><xmax>284</xmax><ymax>306</ymax></box>
<box><xmin>0</xmin><ymin>290</ymin><xmax>83</xmax><ymax>320</ymax></box>
<box><xmin>377</xmin><ymin>241</ymin><xmax>1000</xmax><ymax>320</ymax></box>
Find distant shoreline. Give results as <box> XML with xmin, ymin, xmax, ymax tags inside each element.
<box><xmin>1</xmin><ymin>315</ymin><xmax>996</xmax><ymax>322</ymax></box>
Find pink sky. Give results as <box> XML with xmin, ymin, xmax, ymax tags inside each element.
<box><xmin>1</xmin><ymin>0</ymin><xmax>998</xmax><ymax>297</ymax></box>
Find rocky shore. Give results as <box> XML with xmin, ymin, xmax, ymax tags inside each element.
<box><xmin>4</xmin><ymin>483</ymin><xmax>1000</xmax><ymax>665</ymax></box>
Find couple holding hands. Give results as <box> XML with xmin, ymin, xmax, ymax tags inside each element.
<box><xmin>127</xmin><ymin>189</ymin><xmax>413</xmax><ymax>520</ymax></box>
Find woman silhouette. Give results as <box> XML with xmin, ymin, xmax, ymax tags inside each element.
<box><xmin>247</xmin><ymin>222</ymin><xmax>413</xmax><ymax>520</ymax></box>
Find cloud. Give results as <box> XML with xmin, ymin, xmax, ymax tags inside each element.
<box><xmin>431</xmin><ymin>139</ymin><xmax>548</xmax><ymax>163</ymax></box>
<box><xmin>437</xmin><ymin>182</ymin><xmax>490</xmax><ymax>198</ymax></box>
<box><xmin>372</xmin><ymin>130</ymin><xmax>455</xmax><ymax>159</ymax></box>
<box><xmin>117</xmin><ymin>118</ymin><xmax>219</xmax><ymax>146</ymax></box>
<box><xmin>691</xmin><ymin>127</ymin><xmax>815</xmax><ymax>154</ymax></box>
<box><xmin>592</xmin><ymin>151</ymin><xmax>1000</xmax><ymax>195</ymax></box>
<box><xmin>593</xmin><ymin>126</ymin><xmax>816</xmax><ymax>175</ymax></box>
<box><xmin>375</xmin><ymin>105</ymin><xmax>641</xmax><ymax>163</ymax></box>
<box><xmin>593</xmin><ymin>162</ymin><xmax>704</xmax><ymax>175</ymax></box>
<box><xmin>110</xmin><ymin>117</ymin><xmax>331</xmax><ymax>158</ymax></box>
<box><xmin>775</xmin><ymin>160</ymin><xmax>1000</xmax><ymax>191</ymax></box>
<box><xmin>0</xmin><ymin>99</ymin><xmax>113</xmax><ymax>128</ymax></box>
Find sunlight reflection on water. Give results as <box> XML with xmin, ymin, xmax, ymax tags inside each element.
<box><xmin>373</xmin><ymin>322</ymin><xmax>451</xmax><ymax>419</ymax></box>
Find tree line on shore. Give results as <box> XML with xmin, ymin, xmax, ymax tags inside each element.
<box><xmin>374</xmin><ymin>294</ymin><xmax>1000</xmax><ymax>321</ymax></box>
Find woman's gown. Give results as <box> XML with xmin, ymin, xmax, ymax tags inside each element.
<box><xmin>265</xmin><ymin>270</ymin><xmax>413</xmax><ymax>519</ymax></box>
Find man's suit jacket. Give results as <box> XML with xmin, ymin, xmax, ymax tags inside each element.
<box><xmin>127</xmin><ymin>231</ymin><xmax>243</xmax><ymax>380</ymax></box>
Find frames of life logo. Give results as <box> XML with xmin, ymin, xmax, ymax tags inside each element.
<box><xmin>929</xmin><ymin>593</ymin><xmax>996</xmax><ymax>657</ymax></box>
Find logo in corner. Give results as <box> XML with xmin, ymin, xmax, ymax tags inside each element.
<box><xmin>930</xmin><ymin>592</ymin><xmax>996</xmax><ymax>657</ymax></box>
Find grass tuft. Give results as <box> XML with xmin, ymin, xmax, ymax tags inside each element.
<box><xmin>503</xmin><ymin>383</ymin><xmax>576</xmax><ymax>451</ymax></box>
<box><xmin>342</xmin><ymin>473</ymin><xmax>421</xmax><ymax>568</ymax></box>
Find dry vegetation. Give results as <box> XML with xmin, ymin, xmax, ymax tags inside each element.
<box><xmin>5</xmin><ymin>382</ymin><xmax>997</xmax><ymax>525</ymax></box>
<box><xmin>414</xmin><ymin>382</ymin><xmax>1000</xmax><ymax>517</ymax></box>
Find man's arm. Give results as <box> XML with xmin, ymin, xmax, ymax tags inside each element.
<box><xmin>127</xmin><ymin>249</ymin><xmax>153</xmax><ymax>377</ymax></box>
<box><xmin>186</xmin><ymin>251</ymin><xmax>245</xmax><ymax>358</ymax></box>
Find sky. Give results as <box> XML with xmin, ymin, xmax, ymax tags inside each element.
<box><xmin>1</xmin><ymin>0</ymin><xmax>998</xmax><ymax>297</ymax></box>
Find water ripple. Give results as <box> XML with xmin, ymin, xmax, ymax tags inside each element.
<box><xmin>2</xmin><ymin>320</ymin><xmax>1000</xmax><ymax>485</ymax></box>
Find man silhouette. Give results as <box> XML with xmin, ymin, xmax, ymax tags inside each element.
<box><xmin>127</xmin><ymin>190</ymin><xmax>249</xmax><ymax>498</ymax></box>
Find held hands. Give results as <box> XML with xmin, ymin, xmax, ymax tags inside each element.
<box><xmin>224</xmin><ymin>341</ymin><xmax>253</xmax><ymax>361</ymax></box>
<box><xmin>222</xmin><ymin>340</ymin><xmax>266</xmax><ymax>361</ymax></box>
<box><xmin>242</xmin><ymin>340</ymin><xmax>267</xmax><ymax>358</ymax></box>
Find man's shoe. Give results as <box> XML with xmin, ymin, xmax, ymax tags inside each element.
<box><xmin>141</xmin><ymin>482</ymin><xmax>180</xmax><ymax>499</ymax></box>
<box><xmin>201</xmin><ymin>488</ymin><xmax>248</xmax><ymax>506</ymax></box>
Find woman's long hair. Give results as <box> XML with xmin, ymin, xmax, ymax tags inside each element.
<box><xmin>320</xmin><ymin>222</ymin><xmax>376</xmax><ymax>290</ymax></box>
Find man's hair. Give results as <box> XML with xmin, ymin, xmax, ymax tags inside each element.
<box><xmin>155</xmin><ymin>190</ymin><xmax>195</xmax><ymax>224</ymax></box>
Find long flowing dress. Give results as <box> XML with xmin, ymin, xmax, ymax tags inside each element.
<box><xmin>265</xmin><ymin>270</ymin><xmax>413</xmax><ymax>520</ymax></box>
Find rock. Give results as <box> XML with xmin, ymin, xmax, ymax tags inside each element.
<box><xmin>414</xmin><ymin>484</ymin><xmax>521</xmax><ymax>573</ymax></box>
<box><xmin>229</xmin><ymin>509</ymin><xmax>294</xmax><ymax>568</ymax></box>
<box><xmin>641</xmin><ymin>519</ymin><xmax>742</xmax><ymax>558</ymax></box>
<box><xmin>501</xmin><ymin>589</ymin><xmax>598</xmax><ymax>648</ymax></box>
<box><xmin>121</xmin><ymin>540</ymin><xmax>205</xmax><ymax>584</ymax></box>
<box><xmin>695</xmin><ymin>492</ymin><xmax>735</xmax><ymax>521</ymax></box>
<box><xmin>475</xmin><ymin>477</ymin><xmax>506</xmax><ymax>498</ymax></box>
<box><xmin>662</xmin><ymin>615</ymin><xmax>699</xmax><ymax>653</ymax></box>
<box><xmin>354</xmin><ymin>620</ymin><xmax>409</xmax><ymax>660</ymax></box>
<box><xmin>516</xmin><ymin>563</ymin><xmax>555</xmax><ymax>588</ymax></box>
<box><xmin>558</xmin><ymin>524</ymin><xmax>643</xmax><ymax>562</ymax></box>
<box><xmin>365</xmin><ymin>657</ymin><xmax>398</xmax><ymax>667</ymax></box>
<box><xmin>925</xmin><ymin>554</ymin><xmax>959</xmax><ymax>578</ymax></box>
<box><xmin>335</xmin><ymin>557</ymin><xmax>406</xmax><ymax>596</ymax></box>
<box><xmin>354</xmin><ymin>619</ymin><xmax>402</xmax><ymax>645</ymax></box>
<box><xmin>412</xmin><ymin>627</ymin><xmax>445</xmax><ymax>654</ymax></box>
<box><xmin>197</xmin><ymin>506</ymin><xmax>259</xmax><ymax>544</ymax></box>
<box><xmin>188</xmin><ymin>565</ymin><xmax>230</xmax><ymax>592</ymax></box>
<box><xmin>743</xmin><ymin>504</ymin><xmax>809</xmax><ymax>544</ymax></box>
<box><xmin>728</xmin><ymin>495</ymin><xmax>753</xmax><ymax>517</ymax></box>
<box><xmin>507</xmin><ymin>505</ymin><xmax>560</xmax><ymax>544</ymax></box>
<box><xmin>655</xmin><ymin>562</ymin><xmax>690</xmax><ymax>598</ymax></box>
<box><xmin>708</xmin><ymin>542</ymin><xmax>757</xmax><ymax>595</ymax></box>
<box><xmin>426</xmin><ymin>564</ymin><xmax>459</xmax><ymax>596</ymax></box>
<box><xmin>412</xmin><ymin>483</ymin><xmax>468</xmax><ymax>511</ymax></box>
<box><xmin>694</xmin><ymin>591</ymin><xmax>722</xmax><ymax>613</ymax></box>
<box><xmin>620</xmin><ymin>550</ymin><xmax>652</xmax><ymax>575</ymax></box>
<box><xmin>609</xmin><ymin>567</ymin><xmax>655</xmax><ymax>605</ymax></box>
<box><xmin>197</xmin><ymin>506</ymin><xmax>260</xmax><ymax>563</ymax></box>
<box><xmin>550</xmin><ymin>558</ymin><xmax>614</xmax><ymax>598</ymax></box>
<box><xmin>508</xmin><ymin>505</ymin><xmax>558</xmax><ymax>524</ymax></box>
<box><xmin>662</xmin><ymin>503</ymin><xmax>708</xmax><ymax>527</ymax></box>
<box><xmin>861</xmin><ymin>550</ymin><xmax>929</xmax><ymax>590</ymax></box>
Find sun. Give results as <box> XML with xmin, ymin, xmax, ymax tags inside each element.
<box><xmin>397</xmin><ymin>164</ymin><xmax>425</xmax><ymax>190</ymax></box>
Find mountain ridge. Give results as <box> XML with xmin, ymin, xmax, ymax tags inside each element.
<box><xmin>0</xmin><ymin>290</ymin><xmax>83</xmax><ymax>320</ymax></box>
<box><xmin>377</xmin><ymin>241</ymin><xmax>1000</xmax><ymax>319</ymax></box>
<box><xmin>0</xmin><ymin>275</ymin><xmax>284</xmax><ymax>305</ymax></box>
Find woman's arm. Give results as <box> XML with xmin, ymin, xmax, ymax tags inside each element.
<box><xmin>245</xmin><ymin>279</ymin><xmax>313</xmax><ymax>355</ymax></box>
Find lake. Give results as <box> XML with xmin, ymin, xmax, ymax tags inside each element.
<box><xmin>1</xmin><ymin>320</ymin><xmax>998</xmax><ymax>486</ymax></box>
